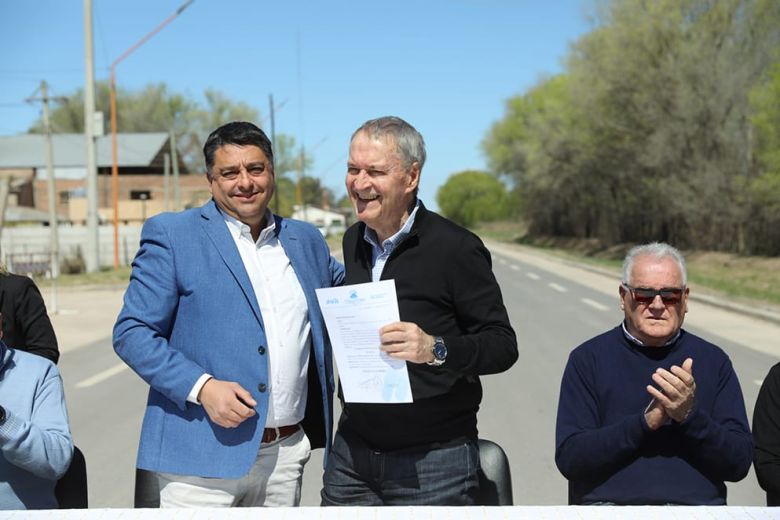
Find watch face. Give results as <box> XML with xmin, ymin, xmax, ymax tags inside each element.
<box><xmin>433</xmin><ymin>340</ymin><xmax>447</xmax><ymax>360</ymax></box>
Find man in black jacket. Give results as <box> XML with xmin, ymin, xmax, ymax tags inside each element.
<box><xmin>0</xmin><ymin>271</ymin><xmax>58</xmax><ymax>364</ymax></box>
<box><xmin>321</xmin><ymin>116</ymin><xmax>518</xmax><ymax>506</ymax></box>
<box><xmin>754</xmin><ymin>362</ymin><xmax>780</xmax><ymax>506</ymax></box>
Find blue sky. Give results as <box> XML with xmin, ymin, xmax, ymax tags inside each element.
<box><xmin>0</xmin><ymin>0</ymin><xmax>593</xmax><ymax>208</ymax></box>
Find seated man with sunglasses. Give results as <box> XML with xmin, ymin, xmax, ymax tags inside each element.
<box><xmin>555</xmin><ymin>242</ymin><xmax>752</xmax><ymax>505</ymax></box>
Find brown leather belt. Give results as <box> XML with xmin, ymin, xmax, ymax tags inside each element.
<box><xmin>262</xmin><ymin>424</ymin><xmax>300</xmax><ymax>443</ymax></box>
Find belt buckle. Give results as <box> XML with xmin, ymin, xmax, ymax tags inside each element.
<box><xmin>264</xmin><ymin>427</ymin><xmax>281</xmax><ymax>443</ymax></box>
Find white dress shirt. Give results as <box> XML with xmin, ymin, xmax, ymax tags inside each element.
<box><xmin>188</xmin><ymin>209</ymin><xmax>312</xmax><ymax>428</ymax></box>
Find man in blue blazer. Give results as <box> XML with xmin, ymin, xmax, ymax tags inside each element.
<box><xmin>113</xmin><ymin>121</ymin><xmax>344</xmax><ymax>508</ymax></box>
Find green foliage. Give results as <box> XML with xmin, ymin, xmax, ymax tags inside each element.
<box><xmin>751</xmin><ymin>61</ymin><xmax>780</xmax><ymax>176</ymax></box>
<box><xmin>298</xmin><ymin>176</ymin><xmax>334</xmax><ymax>207</ymax></box>
<box><xmin>748</xmin><ymin>59</ymin><xmax>780</xmax><ymax>253</ymax></box>
<box><xmin>436</xmin><ymin>170</ymin><xmax>510</xmax><ymax>227</ymax></box>
<box><xmin>483</xmin><ymin>0</ymin><xmax>780</xmax><ymax>254</ymax></box>
<box><xmin>271</xmin><ymin>177</ymin><xmax>296</xmax><ymax>217</ymax></box>
<box><xmin>336</xmin><ymin>195</ymin><xmax>353</xmax><ymax>210</ymax></box>
<box><xmin>27</xmin><ymin>81</ymin><xmax>299</xmax><ymax>176</ymax></box>
<box><xmin>27</xmin><ymin>80</ymin><xmax>335</xmax><ymax>218</ymax></box>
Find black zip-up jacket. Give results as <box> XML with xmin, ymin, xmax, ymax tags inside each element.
<box><xmin>0</xmin><ymin>273</ymin><xmax>59</xmax><ymax>364</ymax></box>
<box><xmin>338</xmin><ymin>204</ymin><xmax>517</xmax><ymax>451</ymax></box>
<box><xmin>754</xmin><ymin>362</ymin><xmax>780</xmax><ymax>506</ymax></box>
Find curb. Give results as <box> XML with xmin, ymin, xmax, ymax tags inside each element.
<box><xmin>485</xmin><ymin>240</ymin><xmax>780</xmax><ymax>326</ymax></box>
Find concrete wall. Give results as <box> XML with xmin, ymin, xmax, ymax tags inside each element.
<box><xmin>0</xmin><ymin>224</ymin><xmax>143</xmax><ymax>273</ymax></box>
<box><xmin>33</xmin><ymin>174</ymin><xmax>210</xmax><ymax>222</ymax></box>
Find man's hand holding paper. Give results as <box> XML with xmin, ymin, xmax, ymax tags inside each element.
<box><xmin>315</xmin><ymin>280</ymin><xmax>413</xmax><ymax>403</ymax></box>
<box><xmin>379</xmin><ymin>322</ymin><xmax>435</xmax><ymax>364</ymax></box>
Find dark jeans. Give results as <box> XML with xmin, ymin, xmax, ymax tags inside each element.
<box><xmin>321</xmin><ymin>429</ymin><xmax>480</xmax><ymax>506</ymax></box>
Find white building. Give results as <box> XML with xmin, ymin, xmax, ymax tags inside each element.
<box><xmin>291</xmin><ymin>205</ymin><xmax>348</xmax><ymax>236</ymax></box>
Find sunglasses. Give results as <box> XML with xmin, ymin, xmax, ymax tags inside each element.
<box><xmin>622</xmin><ymin>284</ymin><xmax>685</xmax><ymax>304</ymax></box>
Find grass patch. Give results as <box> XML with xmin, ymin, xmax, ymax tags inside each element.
<box><xmin>473</xmin><ymin>221</ymin><xmax>780</xmax><ymax>310</ymax></box>
<box><xmin>684</xmin><ymin>252</ymin><xmax>780</xmax><ymax>306</ymax></box>
<box><xmin>34</xmin><ymin>267</ymin><xmax>132</xmax><ymax>288</ymax></box>
<box><xmin>326</xmin><ymin>232</ymin><xmax>344</xmax><ymax>253</ymax></box>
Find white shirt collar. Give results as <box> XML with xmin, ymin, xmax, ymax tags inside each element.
<box><xmin>363</xmin><ymin>199</ymin><xmax>421</xmax><ymax>250</ymax></box>
<box><xmin>621</xmin><ymin>321</ymin><xmax>681</xmax><ymax>347</ymax></box>
<box><xmin>219</xmin><ymin>208</ymin><xmax>276</xmax><ymax>245</ymax></box>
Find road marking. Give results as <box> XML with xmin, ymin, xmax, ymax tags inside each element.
<box><xmin>548</xmin><ymin>282</ymin><xmax>567</xmax><ymax>293</ymax></box>
<box><xmin>497</xmin><ymin>258</ymin><xmax>507</xmax><ymax>265</ymax></box>
<box><xmin>581</xmin><ymin>298</ymin><xmax>609</xmax><ymax>311</ymax></box>
<box><xmin>526</xmin><ymin>272</ymin><xmax>540</xmax><ymax>280</ymax></box>
<box><xmin>76</xmin><ymin>363</ymin><xmax>130</xmax><ymax>389</ymax></box>
<box><xmin>510</xmin><ymin>264</ymin><xmax>520</xmax><ymax>271</ymax></box>
<box><xmin>755</xmin><ymin>379</ymin><xmax>764</xmax><ymax>386</ymax></box>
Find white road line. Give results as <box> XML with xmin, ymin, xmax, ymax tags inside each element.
<box><xmin>581</xmin><ymin>298</ymin><xmax>609</xmax><ymax>311</ymax></box>
<box><xmin>497</xmin><ymin>258</ymin><xmax>507</xmax><ymax>265</ymax></box>
<box><xmin>510</xmin><ymin>264</ymin><xmax>520</xmax><ymax>271</ymax></box>
<box><xmin>76</xmin><ymin>363</ymin><xmax>130</xmax><ymax>389</ymax></box>
<box><xmin>548</xmin><ymin>282</ymin><xmax>567</xmax><ymax>293</ymax></box>
<box><xmin>526</xmin><ymin>272</ymin><xmax>540</xmax><ymax>280</ymax></box>
<box><xmin>755</xmin><ymin>379</ymin><xmax>764</xmax><ymax>387</ymax></box>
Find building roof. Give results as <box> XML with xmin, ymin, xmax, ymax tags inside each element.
<box><xmin>0</xmin><ymin>133</ymin><xmax>170</xmax><ymax>169</ymax></box>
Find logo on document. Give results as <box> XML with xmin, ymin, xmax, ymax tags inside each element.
<box><xmin>345</xmin><ymin>289</ymin><xmax>366</xmax><ymax>305</ymax></box>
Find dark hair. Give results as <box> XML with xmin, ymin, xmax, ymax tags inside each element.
<box><xmin>203</xmin><ymin>121</ymin><xmax>274</xmax><ymax>177</ymax></box>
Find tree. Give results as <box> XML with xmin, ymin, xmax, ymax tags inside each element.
<box><xmin>436</xmin><ymin>170</ymin><xmax>510</xmax><ymax>227</ymax></box>
<box><xmin>748</xmin><ymin>59</ymin><xmax>780</xmax><ymax>254</ymax></box>
<box><xmin>483</xmin><ymin>0</ymin><xmax>780</xmax><ymax>254</ymax></box>
<box><xmin>296</xmin><ymin>176</ymin><xmax>333</xmax><ymax>207</ymax></box>
<box><xmin>27</xmin><ymin>81</ymin><xmax>310</xmax><ymax>179</ymax></box>
<box><xmin>272</xmin><ymin>176</ymin><xmax>297</xmax><ymax>217</ymax></box>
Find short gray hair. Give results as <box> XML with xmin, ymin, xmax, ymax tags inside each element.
<box><xmin>622</xmin><ymin>242</ymin><xmax>687</xmax><ymax>286</ymax></box>
<box><xmin>351</xmin><ymin>116</ymin><xmax>426</xmax><ymax>171</ymax></box>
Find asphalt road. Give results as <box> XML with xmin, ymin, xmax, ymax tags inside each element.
<box><xmin>52</xmin><ymin>242</ymin><xmax>779</xmax><ymax>507</ymax></box>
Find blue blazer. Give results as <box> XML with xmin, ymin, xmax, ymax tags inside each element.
<box><xmin>113</xmin><ymin>200</ymin><xmax>344</xmax><ymax>478</ymax></box>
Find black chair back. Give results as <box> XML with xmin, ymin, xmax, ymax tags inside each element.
<box><xmin>55</xmin><ymin>445</ymin><xmax>88</xmax><ymax>509</ymax></box>
<box><xmin>476</xmin><ymin>438</ymin><xmax>513</xmax><ymax>505</ymax></box>
<box><xmin>135</xmin><ymin>468</ymin><xmax>160</xmax><ymax>508</ymax></box>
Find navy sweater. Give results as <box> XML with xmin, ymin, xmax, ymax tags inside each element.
<box><xmin>555</xmin><ymin>326</ymin><xmax>752</xmax><ymax>505</ymax></box>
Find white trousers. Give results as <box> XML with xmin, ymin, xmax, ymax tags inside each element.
<box><xmin>157</xmin><ymin>428</ymin><xmax>311</xmax><ymax>508</ymax></box>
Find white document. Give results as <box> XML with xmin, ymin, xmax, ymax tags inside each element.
<box><xmin>316</xmin><ymin>280</ymin><xmax>412</xmax><ymax>403</ymax></box>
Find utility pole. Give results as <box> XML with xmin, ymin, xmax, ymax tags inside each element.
<box><xmin>297</xmin><ymin>146</ymin><xmax>306</xmax><ymax>221</ymax></box>
<box><xmin>269</xmin><ymin>93</ymin><xmax>278</xmax><ymax>214</ymax></box>
<box><xmin>40</xmin><ymin>81</ymin><xmax>60</xmax><ymax>313</ymax></box>
<box><xmin>170</xmin><ymin>130</ymin><xmax>180</xmax><ymax>210</ymax></box>
<box><xmin>83</xmin><ymin>0</ymin><xmax>100</xmax><ymax>272</ymax></box>
<box><xmin>163</xmin><ymin>152</ymin><xmax>171</xmax><ymax>211</ymax></box>
<box><xmin>0</xmin><ymin>177</ymin><xmax>11</xmax><ymax>255</ymax></box>
<box><xmin>109</xmin><ymin>0</ymin><xmax>194</xmax><ymax>267</ymax></box>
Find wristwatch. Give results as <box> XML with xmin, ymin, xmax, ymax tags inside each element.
<box><xmin>427</xmin><ymin>336</ymin><xmax>447</xmax><ymax>367</ymax></box>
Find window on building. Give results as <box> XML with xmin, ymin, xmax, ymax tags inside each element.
<box><xmin>59</xmin><ymin>191</ymin><xmax>70</xmax><ymax>204</ymax></box>
<box><xmin>130</xmin><ymin>190</ymin><xmax>151</xmax><ymax>200</ymax></box>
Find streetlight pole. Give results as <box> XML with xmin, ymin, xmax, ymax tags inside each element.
<box><xmin>83</xmin><ymin>0</ymin><xmax>100</xmax><ymax>272</ymax></box>
<box><xmin>41</xmin><ymin>81</ymin><xmax>60</xmax><ymax>314</ymax></box>
<box><xmin>109</xmin><ymin>0</ymin><xmax>193</xmax><ymax>268</ymax></box>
